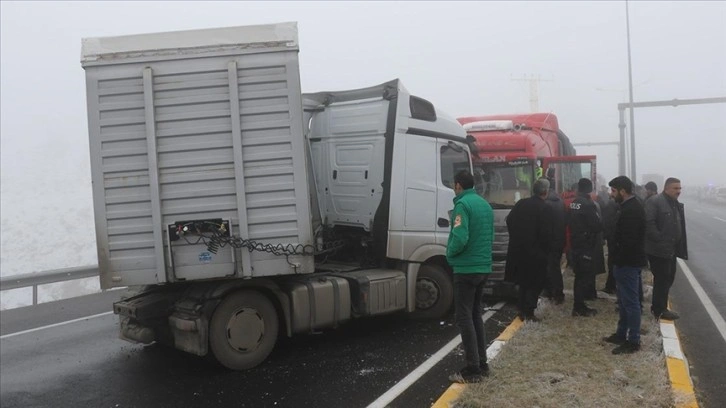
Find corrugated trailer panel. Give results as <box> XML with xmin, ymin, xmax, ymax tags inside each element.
<box><xmin>82</xmin><ymin>23</ymin><xmax>314</xmax><ymax>288</ymax></box>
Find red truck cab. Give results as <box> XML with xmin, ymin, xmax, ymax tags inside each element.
<box><xmin>457</xmin><ymin>113</ymin><xmax>596</xmax><ymax>297</ymax></box>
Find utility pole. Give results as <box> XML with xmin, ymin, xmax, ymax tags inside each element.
<box><xmin>625</xmin><ymin>0</ymin><xmax>637</xmax><ymax>181</ymax></box>
<box><xmin>511</xmin><ymin>74</ymin><xmax>553</xmax><ymax>112</ymax></box>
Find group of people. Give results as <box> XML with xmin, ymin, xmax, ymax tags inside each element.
<box><xmin>444</xmin><ymin>170</ymin><xmax>688</xmax><ymax>383</ymax></box>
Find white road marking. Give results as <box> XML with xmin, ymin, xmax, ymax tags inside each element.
<box><xmin>677</xmin><ymin>258</ymin><xmax>726</xmax><ymax>344</ymax></box>
<box><xmin>0</xmin><ymin>311</ymin><xmax>113</xmax><ymax>340</ymax></box>
<box><xmin>366</xmin><ymin>301</ymin><xmax>506</xmax><ymax>408</ymax></box>
<box><xmin>714</xmin><ymin>217</ymin><xmax>726</xmax><ymax>223</ymax></box>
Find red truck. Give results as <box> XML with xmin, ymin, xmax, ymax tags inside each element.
<box><xmin>458</xmin><ymin>113</ymin><xmax>596</xmax><ymax>297</ymax></box>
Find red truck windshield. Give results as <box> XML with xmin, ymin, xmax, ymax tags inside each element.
<box><xmin>474</xmin><ymin>160</ymin><xmax>535</xmax><ymax>208</ymax></box>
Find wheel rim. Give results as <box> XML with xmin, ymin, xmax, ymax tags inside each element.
<box><xmin>225</xmin><ymin>307</ymin><xmax>265</xmax><ymax>352</ymax></box>
<box><xmin>416</xmin><ymin>277</ymin><xmax>440</xmax><ymax>310</ymax></box>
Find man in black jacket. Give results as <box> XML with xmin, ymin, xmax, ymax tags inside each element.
<box><xmin>604</xmin><ymin>176</ymin><xmax>647</xmax><ymax>354</ymax></box>
<box><xmin>505</xmin><ymin>178</ymin><xmax>553</xmax><ymax>322</ymax></box>
<box><xmin>567</xmin><ymin>178</ymin><xmax>602</xmax><ymax>317</ymax></box>
<box><xmin>645</xmin><ymin>177</ymin><xmax>689</xmax><ymax>320</ymax></box>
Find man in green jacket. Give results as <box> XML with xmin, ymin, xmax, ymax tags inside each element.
<box><xmin>446</xmin><ymin>171</ymin><xmax>494</xmax><ymax>383</ymax></box>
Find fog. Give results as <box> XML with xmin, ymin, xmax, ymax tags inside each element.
<box><xmin>1</xmin><ymin>1</ymin><xmax>725</xmax><ymax>283</ymax></box>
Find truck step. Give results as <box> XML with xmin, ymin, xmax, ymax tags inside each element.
<box><xmin>113</xmin><ymin>290</ymin><xmax>178</xmax><ymax>321</ymax></box>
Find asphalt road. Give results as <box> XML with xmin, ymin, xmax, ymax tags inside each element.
<box><xmin>0</xmin><ymin>293</ymin><xmax>517</xmax><ymax>408</ymax></box>
<box><xmin>670</xmin><ymin>199</ymin><xmax>726</xmax><ymax>408</ymax></box>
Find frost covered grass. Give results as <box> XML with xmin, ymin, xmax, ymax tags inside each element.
<box><xmin>1</xmin><ymin>177</ymin><xmax>97</xmax><ymax>310</ymax></box>
<box><xmin>456</xmin><ymin>269</ymin><xmax>675</xmax><ymax>408</ymax></box>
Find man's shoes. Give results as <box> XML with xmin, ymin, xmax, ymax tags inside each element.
<box><xmin>612</xmin><ymin>341</ymin><xmax>640</xmax><ymax>355</ymax></box>
<box><xmin>572</xmin><ymin>306</ymin><xmax>598</xmax><ymax>317</ymax></box>
<box><xmin>602</xmin><ymin>333</ymin><xmax>627</xmax><ymax>345</ymax></box>
<box><xmin>658</xmin><ymin>310</ymin><xmax>680</xmax><ymax>320</ymax></box>
<box><xmin>448</xmin><ymin>365</ymin><xmax>485</xmax><ymax>383</ymax></box>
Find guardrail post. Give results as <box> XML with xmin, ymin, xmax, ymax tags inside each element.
<box><xmin>1</xmin><ymin>265</ymin><xmax>100</xmax><ymax>309</ymax></box>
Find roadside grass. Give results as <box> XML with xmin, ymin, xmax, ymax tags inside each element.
<box><xmin>456</xmin><ymin>268</ymin><xmax>678</xmax><ymax>408</ymax></box>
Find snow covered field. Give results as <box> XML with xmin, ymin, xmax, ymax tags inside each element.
<box><xmin>0</xmin><ymin>159</ymin><xmax>99</xmax><ymax>309</ymax></box>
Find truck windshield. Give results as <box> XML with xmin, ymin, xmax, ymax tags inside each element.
<box><xmin>474</xmin><ymin>161</ymin><xmax>534</xmax><ymax>208</ymax></box>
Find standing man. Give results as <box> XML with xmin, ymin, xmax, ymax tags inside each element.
<box><xmin>567</xmin><ymin>178</ymin><xmax>602</xmax><ymax>317</ymax></box>
<box><xmin>645</xmin><ymin>178</ymin><xmax>688</xmax><ymax>320</ymax></box>
<box><xmin>644</xmin><ymin>181</ymin><xmax>658</xmax><ymax>200</ymax></box>
<box><xmin>505</xmin><ymin>178</ymin><xmax>553</xmax><ymax>321</ymax></box>
<box><xmin>604</xmin><ymin>176</ymin><xmax>647</xmax><ymax>354</ymax></box>
<box><xmin>544</xmin><ymin>169</ymin><xmax>566</xmax><ymax>304</ymax></box>
<box><xmin>446</xmin><ymin>171</ymin><xmax>494</xmax><ymax>383</ymax></box>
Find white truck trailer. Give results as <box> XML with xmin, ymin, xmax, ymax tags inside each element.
<box><xmin>81</xmin><ymin>22</ymin><xmax>475</xmax><ymax>370</ymax></box>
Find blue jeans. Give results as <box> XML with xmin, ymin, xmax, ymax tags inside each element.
<box><xmin>454</xmin><ymin>274</ymin><xmax>489</xmax><ymax>368</ymax></box>
<box><xmin>614</xmin><ymin>265</ymin><xmax>642</xmax><ymax>344</ymax></box>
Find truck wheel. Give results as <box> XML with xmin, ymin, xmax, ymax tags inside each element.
<box><xmin>412</xmin><ymin>264</ymin><xmax>453</xmax><ymax>320</ymax></box>
<box><xmin>209</xmin><ymin>290</ymin><xmax>279</xmax><ymax>370</ymax></box>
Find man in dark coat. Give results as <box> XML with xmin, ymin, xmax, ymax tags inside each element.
<box><xmin>505</xmin><ymin>178</ymin><xmax>553</xmax><ymax>321</ymax></box>
<box><xmin>645</xmin><ymin>177</ymin><xmax>688</xmax><ymax>320</ymax></box>
<box><xmin>604</xmin><ymin>175</ymin><xmax>648</xmax><ymax>354</ymax></box>
<box><xmin>543</xmin><ymin>172</ymin><xmax>566</xmax><ymax>305</ymax></box>
<box><xmin>567</xmin><ymin>178</ymin><xmax>602</xmax><ymax>317</ymax></box>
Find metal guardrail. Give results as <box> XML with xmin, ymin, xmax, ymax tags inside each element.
<box><xmin>0</xmin><ymin>265</ymin><xmax>99</xmax><ymax>306</ymax></box>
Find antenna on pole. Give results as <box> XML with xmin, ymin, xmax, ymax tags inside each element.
<box><xmin>511</xmin><ymin>74</ymin><xmax>554</xmax><ymax>112</ymax></box>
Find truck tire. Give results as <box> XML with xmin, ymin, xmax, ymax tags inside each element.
<box><xmin>412</xmin><ymin>264</ymin><xmax>453</xmax><ymax>320</ymax></box>
<box><xmin>209</xmin><ymin>290</ymin><xmax>279</xmax><ymax>370</ymax></box>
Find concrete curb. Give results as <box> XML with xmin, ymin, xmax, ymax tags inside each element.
<box><xmin>660</xmin><ymin>312</ymin><xmax>699</xmax><ymax>408</ymax></box>
<box><xmin>431</xmin><ymin>317</ymin><xmax>524</xmax><ymax>408</ymax></box>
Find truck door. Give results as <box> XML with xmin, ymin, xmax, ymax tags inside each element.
<box><xmin>542</xmin><ymin>156</ymin><xmax>597</xmax><ymax>202</ymax></box>
<box><xmin>436</xmin><ymin>140</ymin><xmax>473</xmax><ymax>245</ymax></box>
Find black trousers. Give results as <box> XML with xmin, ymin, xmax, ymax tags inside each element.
<box><xmin>546</xmin><ymin>252</ymin><xmax>564</xmax><ymax>299</ymax></box>
<box><xmin>453</xmin><ymin>274</ymin><xmax>489</xmax><ymax>368</ymax></box>
<box><xmin>649</xmin><ymin>255</ymin><xmax>677</xmax><ymax>314</ymax></box>
<box><xmin>518</xmin><ymin>281</ymin><xmax>544</xmax><ymax>317</ymax></box>
<box><xmin>573</xmin><ymin>253</ymin><xmax>595</xmax><ymax>308</ymax></box>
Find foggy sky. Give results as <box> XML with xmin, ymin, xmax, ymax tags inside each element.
<box><xmin>1</xmin><ymin>1</ymin><xmax>725</xmax><ymax>275</ymax></box>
